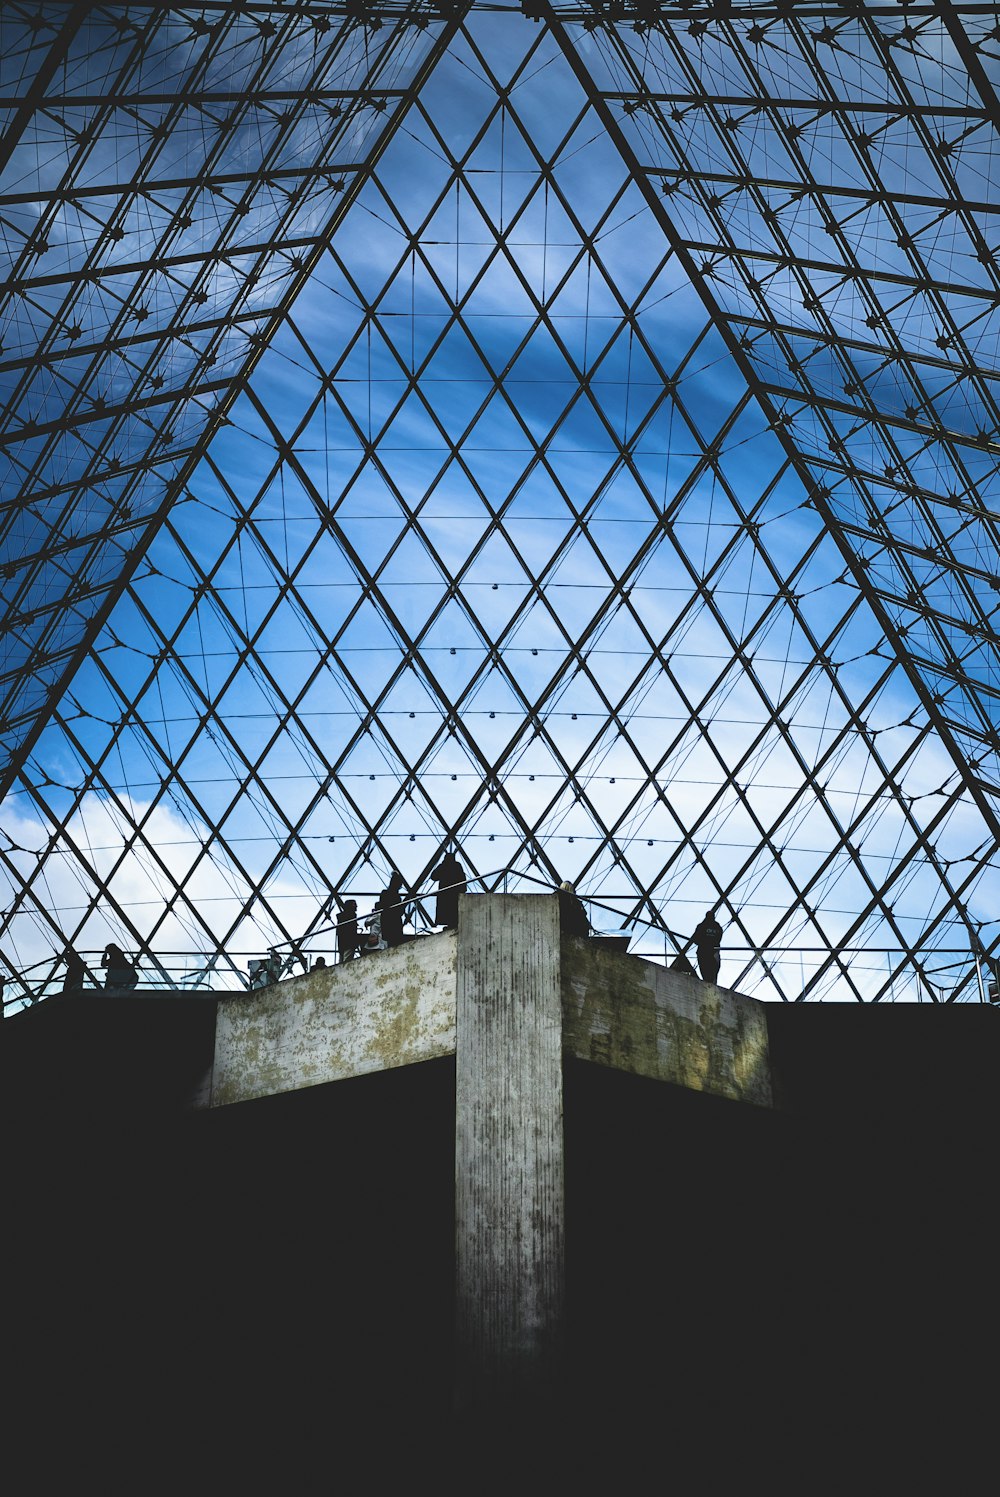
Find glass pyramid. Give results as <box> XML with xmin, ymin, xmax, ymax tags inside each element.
<box><xmin>2</xmin><ymin>2</ymin><xmax>998</xmax><ymax>1008</ymax></box>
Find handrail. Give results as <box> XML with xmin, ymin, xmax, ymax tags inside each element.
<box><xmin>2</xmin><ymin>866</ymin><xmax>994</xmax><ymax>1008</ymax></box>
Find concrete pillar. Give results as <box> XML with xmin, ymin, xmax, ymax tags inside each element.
<box><xmin>454</xmin><ymin>894</ymin><xmax>565</xmax><ymax>1409</ymax></box>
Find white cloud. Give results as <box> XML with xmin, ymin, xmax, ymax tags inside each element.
<box><xmin>1</xmin><ymin>793</ymin><xmax>331</xmax><ymax>1007</ymax></box>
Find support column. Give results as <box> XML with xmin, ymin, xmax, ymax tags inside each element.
<box><xmin>454</xmin><ymin>894</ymin><xmax>565</xmax><ymax>1409</ymax></box>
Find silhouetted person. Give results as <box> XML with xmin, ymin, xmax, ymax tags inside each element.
<box><xmin>557</xmin><ymin>881</ymin><xmax>590</xmax><ymax>937</ymax></box>
<box><xmin>692</xmin><ymin>911</ymin><xmax>723</xmax><ymax>983</ymax></box>
<box><xmin>101</xmin><ymin>942</ymin><xmax>137</xmax><ymax>990</ymax></box>
<box><xmin>430</xmin><ymin>851</ymin><xmax>466</xmax><ymax>930</ymax></box>
<box><xmin>62</xmin><ymin>949</ymin><xmax>88</xmax><ymax>992</ymax></box>
<box><xmin>377</xmin><ymin>872</ymin><xmax>407</xmax><ymax>947</ymax></box>
<box><xmin>313</xmin><ymin>956</ymin><xmax>327</xmax><ymax>971</ymax></box>
<box><xmin>336</xmin><ymin>899</ymin><xmax>359</xmax><ymax>962</ymax></box>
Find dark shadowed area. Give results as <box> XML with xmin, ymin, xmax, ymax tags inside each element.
<box><xmin>3</xmin><ymin>999</ymin><xmax>994</xmax><ymax>1492</ymax></box>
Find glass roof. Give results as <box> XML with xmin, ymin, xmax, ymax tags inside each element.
<box><xmin>2</xmin><ymin>2</ymin><xmax>998</xmax><ymax>1007</ymax></box>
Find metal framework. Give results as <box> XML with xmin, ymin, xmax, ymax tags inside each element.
<box><xmin>2</xmin><ymin>1</ymin><xmax>999</xmax><ymax>1006</ymax></box>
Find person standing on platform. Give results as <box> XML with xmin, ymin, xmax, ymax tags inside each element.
<box><xmin>692</xmin><ymin>910</ymin><xmax>723</xmax><ymax>983</ymax></box>
<box><xmin>62</xmin><ymin>948</ymin><xmax>88</xmax><ymax>992</ymax></box>
<box><xmin>335</xmin><ymin>899</ymin><xmax>359</xmax><ymax>962</ymax></box>
<box><xmin>557</xmin><ymin>881</ymin><xmax>591</xmax><ymax>937</ymax></box>
<box><xmin>101</xmin><ymin>942</ymin><xmax>137</xmax><ymax>990</ymax></box>
<box><xmin>377</xmin><ymin>871</ymin><xmax>407</xmax><ymax>948</ymax></box>
<box><xmin>430</xmin><ymin>850</ymin><xmax>466</xmax><ymax>930</ymax></box>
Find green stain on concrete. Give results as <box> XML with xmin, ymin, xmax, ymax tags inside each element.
<box><xmin>561</xmin><ymin>936</ymin><xmax>772</xmax><ymax>1108</ymax></box>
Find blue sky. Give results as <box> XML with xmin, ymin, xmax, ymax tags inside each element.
<box><xmin>2</xmin><ymin>4</ymin><xmax>997</xmax><ymax>1005</ymax></box>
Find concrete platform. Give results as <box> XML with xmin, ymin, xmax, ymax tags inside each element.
<box><xmin>207</xmin><ymin>897</ymin><xmax>772</xmax><ymax>1111</ymax></box>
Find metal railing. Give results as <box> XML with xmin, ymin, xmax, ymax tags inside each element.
<box><xmin>2</xmin><ymin>868</ymin><xmax>995</xmax><ymax>1011</ymax></box>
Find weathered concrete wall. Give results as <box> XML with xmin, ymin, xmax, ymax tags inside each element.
<box><xmin>454</xmin><ymin>893</ymin><xmax>565</xmax><ymax>1406</ymax></box>
<box><xmin>208</xmin><ymin>901</ymin><xmax>771</xmax><ymax>1114</ymax></box>
<box><xmin>210</xmin><ymin>932</ymin><xmax>457</xmax><ymax>1107</ymax></box>
<box><xmin>562</xmin><ymin>935</ymin><xmax>773</xmax><ymax>1108</ymax></box>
